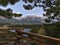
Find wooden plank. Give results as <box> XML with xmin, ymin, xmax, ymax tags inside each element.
<box><xmin>0</xmin><ymin>27</ymin><xmax>11</xmax><ymax>30</ymax></box>
<box><xmin>16</xmin><ymin>35</ymin><xmax>51</xmax><ymax>45</ymax></box>
<box><xmin>16</xmin><ymin>30</ymin><xmax>60</xmax><ymax>43</ymax></box>
<box><xmin>0</xmin><ymin>42</ymin><xmax>15</xmax><ymax>44</ymax></box>
<box><xmin>5</xmin><ymin>37</ymin><xmax>16</xmax><ymax>39</ymax></box>
<box><xmin>0</xmin><ymin>27</ymin><xmax>24</xmax><ymax>30</ymax></box>
<box><xmin>0</xmin><ymin>31</ymin><xmax>7</xmax><ymax>34</ymax></box>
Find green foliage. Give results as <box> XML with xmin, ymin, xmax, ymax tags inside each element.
<box><xmin>0</xmin><ymin>8</ymin><xmax>22</xmax><ymax>19</ymax></box>
<box><xmin>9</xmin><ymin>25</ymin><xmax>41</xmax><ymax>33</ymax></box>
<box><xmin>45</xmin><ymin>19</ymin><xmax>51</xmax><ymax>23</ymax></box>
<box><xmin>44</xmin><ymin>22</ymin><xmax>60</xmax><ymax>38</ymax></box>
<box><xmin>0</xmin><ymin>0</ymin><xmax>22</xmax><ymax>18</ymax></box>
<box><xmin>29</xmin><ymin>43</ymin><xmax>37</xmax><ymax>45</ymax></box>
<box><xmin>0</xmin><ymin>0</ymin><xmax>20</xmax><ymax>6</ymax></box>
<box><xmin>28</xmin><ymin>0</ymin><xmax>33</xmax><ymax>3</ymax></box>
<box><xmin>30</xmin><ymin>25</ymin><xmax>41</xmax><ymax>33</ymax></box>
<box><xmin>23</xmin><ymin>4</ymin><xmax>34</xmax><ymax>10</ymax></box>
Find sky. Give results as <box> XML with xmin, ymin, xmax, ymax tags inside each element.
<box><xmin>0</xmin><ymin>0</ymin><xmax>45</xmax><ymax>17</ymax></box>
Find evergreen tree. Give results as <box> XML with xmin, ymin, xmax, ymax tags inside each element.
<box><xmin>0</xmin><ymin>0</ymin><xmax>20</xmax><ymax>6</ymax></box>
<box><xmin>0</xmin><ymin>0</ymin><xmax>22</xmax><ymax>19</ymax></box>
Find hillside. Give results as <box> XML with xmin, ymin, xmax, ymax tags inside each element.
<box><xmin>0</xmin><ymin>16</ymin><xmax>42</xmax><ymax>25</ymax></box>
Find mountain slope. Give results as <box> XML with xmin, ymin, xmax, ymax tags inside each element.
<box><xmin>0</xmin><ymin>16</ymin><xmax>42</xmax><ymax>25</ymax></box>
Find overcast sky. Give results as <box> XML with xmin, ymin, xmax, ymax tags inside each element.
<box><xmin>0</xmin><ymin>0</ymin><xmax>45</xmax><ymax>17</ymax></box>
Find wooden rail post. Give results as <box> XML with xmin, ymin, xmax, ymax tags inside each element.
<box><xmin>15</xmin><ymin>30</ymin><xmax>21</xmax><ymax>45</ymax></box>
<box><xmin>15</xmin><ymin>29</ymin><xmax>24</xmax><ymax>45</ymax></box>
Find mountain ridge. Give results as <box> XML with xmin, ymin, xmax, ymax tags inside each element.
<box><xmin>0</xmin><ymin>16</ymin><xmax>42</xmax><ymax>25</ymax></box>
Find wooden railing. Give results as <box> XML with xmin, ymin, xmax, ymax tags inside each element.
<box><xmin>15</xmin><ymin>30</ymin><xmax>60</xmax><ymax>45</ymax></box>
<box><xmin>0</xmin><ymin>27</ymin><xmax>60</xmax><ymax>45</ymax></box>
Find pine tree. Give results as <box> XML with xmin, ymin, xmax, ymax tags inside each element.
<box><xmin>0</xmin><ymin>0</ymin><xmax>22</xmax><ymax>19</ymax></box>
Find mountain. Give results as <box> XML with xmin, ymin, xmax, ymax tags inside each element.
<box><xmin>0</xmin><ymin>16</ymin><xmax>10</xmax><ymax>24</ymax></box>
<box><xmin>15</xmin><ymin>16</ymin><xmax>42</xmax><ymax>25</ymax></box>
<box><xmin>0</xmin><ymin>16</ymin><xmax>42</xmax><ymax>25</ymax></box>
<box><xmin>0</xmin><ymin>16</ymin><xmax>16</xmax><ymax>25</ymax></box>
